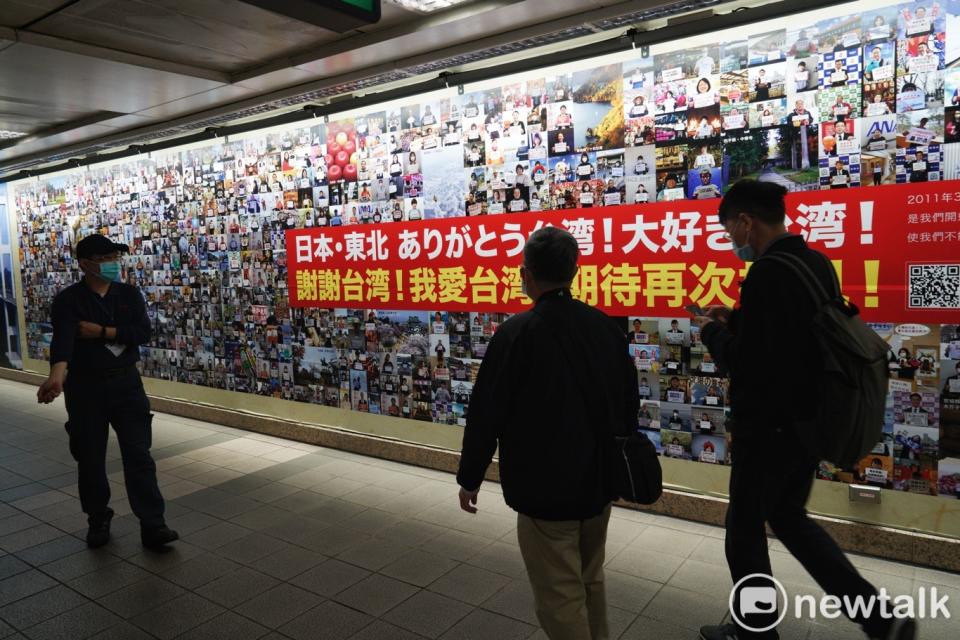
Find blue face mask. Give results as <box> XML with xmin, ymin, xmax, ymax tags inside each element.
<box><xmin>730</xmin><ymin>220</ymin><xmax>756</xmax><ymax>262</ymax></box>
<box><xmin>96</xmin><ymin>261</ymin><xmax>123</xmax><ymax>283</ymax></box>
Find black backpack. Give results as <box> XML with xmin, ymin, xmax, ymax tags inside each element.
<box><xmin>760</xmin><ymin>252</ymin><xmax>890</xmax><ymax>467</ymax></box>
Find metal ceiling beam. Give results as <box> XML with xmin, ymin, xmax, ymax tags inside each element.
<box><xmin>2</xmin><ymin>27</ymin><xmax>231</xmax><ymax>83</ymax></box>
<box><xmin>229</xmin><ymin>0</ymin><xmax>525</xmax><ymax>83</ymax></box>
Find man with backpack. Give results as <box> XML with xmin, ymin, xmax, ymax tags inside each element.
<box><xmin>692</xmin><ymin>181</ymin><xmax>914</xmax><ymax>640</ymax></box>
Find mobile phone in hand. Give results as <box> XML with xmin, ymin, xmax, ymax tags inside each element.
<box><xmin>685</xmin><ymin>303</ymin><xmax>704</xmax><ymax>316</ymax></box>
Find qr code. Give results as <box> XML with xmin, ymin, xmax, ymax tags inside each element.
<box><xmin>908</xmin><ymin>264</ymin><xmax>960</xmax><ymax>309</ymax></box>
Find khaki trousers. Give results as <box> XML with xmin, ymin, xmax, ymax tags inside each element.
<box><xmin>516</xmin><ymin>504</ymin><xmax>611</xmax><ymax>640</ymax></box>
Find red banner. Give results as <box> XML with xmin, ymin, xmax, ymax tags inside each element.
<box><xmin>286</xmin><ymin>182</ymin><xmax>960</xmax><ymax>323</ymax></box>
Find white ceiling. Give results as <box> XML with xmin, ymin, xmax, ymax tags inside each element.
<box><xmin>0</xmin><ymin>0</ymin><xmax>756</xmax><ymax>174</ymax></box>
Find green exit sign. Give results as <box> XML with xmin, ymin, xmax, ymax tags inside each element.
<box><xmin>336</xmin><ymin>0</ymin><xmax>380</xmax><ymax>19</ymax></box>
<box><xmin>239</xmin><ymin>0</ymin><xmax>381</xmax><ymax>32</ymax></box>
<box><xmin>341</xmin><ymin>0</ymin><xmax>375</xmax><ymax>9</ymax></box>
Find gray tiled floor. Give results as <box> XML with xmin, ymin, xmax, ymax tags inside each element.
<box><xmin>0</xmin><ymin>378</ymin><xmax>958</xmax><ymax>640</ymax></box>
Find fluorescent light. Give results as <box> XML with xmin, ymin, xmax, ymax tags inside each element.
<box><xmin>0</xmin><ymin>130</ymin><xmax>28</xmax><ymax>139</ymax></box>
<box><xmin>388</xmin><ymin>0</ymin><xmax>476</xmax><ymax>13</ymax></box>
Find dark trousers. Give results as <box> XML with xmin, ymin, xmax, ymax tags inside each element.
<box><xmin>64</xmin><ymin>369</ymin><xmax>165</xmax><ymax>529</ymax></box>
<box><xmin>726</xmin><ymin>431</ymin><xmax>889</xmax><ymax>639</ymax></box>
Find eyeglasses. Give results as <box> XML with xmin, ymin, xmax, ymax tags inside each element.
<box><xmin>722</xmin><ymin>219</ymin><xmax>744</xmax><ymax>241</ymax></box>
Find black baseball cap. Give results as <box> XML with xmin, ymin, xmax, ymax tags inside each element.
<box><xmin>75</xmin><ymin>234</ymin><xmax>129</xmax><ymax>260</ymax></box>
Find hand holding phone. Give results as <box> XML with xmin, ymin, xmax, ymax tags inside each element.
<box><xmin>705</xmin><ymin>305</ymin><xmax>733</xmax><ymax>323</ymax></box>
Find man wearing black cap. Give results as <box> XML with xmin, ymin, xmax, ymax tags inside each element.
<box><xmin>37</xmin><ymin>234</ymin><xmax>178</xmax><ymax>550</ymax></box>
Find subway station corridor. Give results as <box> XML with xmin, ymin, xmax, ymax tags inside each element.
<box><xmin>0</xmin><ymin>379</ymin><xmax>955</xmax><ymax>640</ymax></box>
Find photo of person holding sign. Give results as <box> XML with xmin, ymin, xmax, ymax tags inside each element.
<box><xmin>792</xmin><ymin>60</ymin><xmax>813</xmax><ymax>92</ymax></box>
<box><xmin>906</xmin><ymin>41</ymin><xmax>940</xmax><ymax>73</ymax></box>
<box><xmin>864</xmin><ymin>45</ymin><xmax>892</xmax><ymax>81</ymax></box>
<box><xmin>909</xmin><ymin>149</ymin><xmax>930</xmax><ymax>182</ymax></box>
<box><xmin>690</xmin><ymin>170</ymin><xmax>722</xmax><ymax>199</ymax></box>
<box><xmin>506</xmin><ymin>187</ymin><xmax>528</xmax><ymax>213</ymax></box>
<box><xmin>830</xmin><ymin>158</ymin><xmax>851</xmax><ymax>187</ymax></box>
<box><xmin>789</xmin><ymin>99</ymin><xmax>816</xmax><ymax>126</ymax></box>
<box><xmin>576</xmin><ymin>153</ymin><xmax>595</xmax><ymax>180</ymax></box>
<box><xmin>829</xmin><ymin>59</ymin><xmax>849</xmax><ymax>86</ymax></box>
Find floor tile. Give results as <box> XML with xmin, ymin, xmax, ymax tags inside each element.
<box><xmin>159</xmin><ymin>553</ymin><xmax>240</xmax><ymax>590</ymax></box>
<box><xmin>346</xmin><ymin>620</ymin><xmax>424</xmax><ymax>640</ymax></box>
<box><xmin>429</xmin><ymin>563</ymin><xmax>511</xmax><ymax>606</ymax></box>
<box><xmin>380</xmin><ymin>549</ymin><xmax>459</xmax><ymax>587</ymax></box>
<box><xmin>602</xmin><ymin>570</ymin><xmax>662</xmax><ymax>614</ymax></box>
<box><xmin>129</xmin><ymin>592</ymin><xmax>225</xmax><ymax>639</ymax></box>
<box><xmin>176</xmin><ymin>611</ymin><xmax>271</xmax><ymax>640</ymax></box>
<box><xmin>278</xmin><ymin>601</ymin><xmax>373</xmax><ymax>640</ymax></box>
<box><xmin>232</xmin><ymin>583</ymin><xmax>324</xmax><ymax>629</ymax></box>
<box><xmin>438</xmin><ymin>609</ymin><xmax>536</xmax><ymax>640</ymax></box>
<box><xmin>14</xmin><ymin>535</ymin><xmax>87</xmax><ymax>567</ymax></box>
<box><xmin>0</xmin><ymin>570</ymin><xmax>58</xmax><ymax>607</ymax></box>
<box><xmin>67</xmin><ymin>562</ymin><xmax>152</xmax><ymax>600</ymax></box>
<box><xmin>479</xmin><ymin>580</ymin><xmax>538</xmax><ymax>625</ymax></box>
<box><xmin>97</xmin><ymin>575</ymin><xmax>185</xmax><ymax>618</ymax></box>
<box><xmin>248</xmin><ymin>545</ymin><xmax>327</xmax><ymax>581</ymax></box>
<box><xmin>0</xmin><ymin>556</ymin><xmax>32</xmax><ymax>581</ymax></box>
<box><xmin>21</xmin><ymin>602</ymin><xmax>119</xmax><ymax>640</ymax></box>
<box><xmin>383</xmin><ymin>590</ymin><xmax>473</xmax><ymax>638</ymax></box>
<box><xmin>290</xmin><ymin>558</ymin><xmax>371</xmax><ymax>597</ymax></box>
<box><xmin>195</xmin><ymin>567</ymin><xmax>282</xmax><ymax>608</ymax></box>
<box><xmin>641</xmin><ymin>585</ymin><xmax>728</xmax><ymax>632</ymax></box>
<box><xmin>0</xmin><ymin>584</ymin><xmax>88</xmax><ymax>630</ymax></box>
<box><xmin>336</xmin><ymin>537</ymin><xmax>412</xmax><ymax>572</ymax></box>
<box><xmin>332</xmin><ymin>574</ymin><xmax>419</xmax><ymax>617</ymax></box>
<box><xmin>37</xmin><ymin>550</ymin><xmax>120</xmax><ymax>582</ymax></box>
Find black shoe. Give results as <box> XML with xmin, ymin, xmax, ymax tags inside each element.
<box><xmin>699</xmin><ymin>624</ymin><xmax>739</xmax><ymax>640</ymax></box>
<box><xmin>878</xmin><ymin>618</ymin><xmax>917</xmax><ymax>640</ymax></box>
<box><xmin>141</xmin><ymin>525</ymin><xmax>179</xmax><ymax>550</ymax></box>
<box><xmin>86</xmin><ymin>509</ymin><xmax>114</xmax><ymax>548</ymax></box>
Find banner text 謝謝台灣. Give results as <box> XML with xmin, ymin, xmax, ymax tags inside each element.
<box><xmin>287</xmin><ymin>182</ymin><xmax>960</xmax><ymax>323</ymax></box>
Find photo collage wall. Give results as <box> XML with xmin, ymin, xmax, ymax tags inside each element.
<box><xmin>9</xmin><ymin>0</ymin><xmax>960</xmax><ymax>498</ymax></box>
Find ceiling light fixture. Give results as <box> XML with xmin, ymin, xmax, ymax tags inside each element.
<box><xmin>0</xmin><ymin>130</ymin><xmax>28</xmax><ymax>139</ymax></box>
<box><xmin>388</xmin><ymin>0</ymin><xmax>476</xmax><ymax>14</ymax></box>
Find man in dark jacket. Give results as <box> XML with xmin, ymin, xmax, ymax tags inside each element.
<box><xmin>37</xmin><ymin>234</ymin><xmax>178</xmax><ymax>551</ymax></box>
<box><xmin>693</xmin><ymin>181</ymin><xmax>914</xmax><ymax>640</ymax></box>
<box><xmin>457</xmin><ymin>227</ymin><xmax>637</xmax><ymax>640</ymax></box>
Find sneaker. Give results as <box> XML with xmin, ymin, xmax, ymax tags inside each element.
<box><xmin>140</xmin><ymin>525</ymin><xmax>179</xmax><ymax>550</ymax></box>
<box><xmin>700</xmin><ymin>623</ymin><xmax>781</xmax><ymax>640</ymax></box>
<box><xmin>880</xmin><ymin>618</ymin><xmax>917</xmax><ymax>640</ymax></box>
<box><xmin>699</xmin><ymin>624</ymin><xmax>739</xmax><ymax>640</ymax></box>
<box><xmin>86</xmin><ymin>509</ymin><xmax>114</xmax><ymax>548</ymax></box>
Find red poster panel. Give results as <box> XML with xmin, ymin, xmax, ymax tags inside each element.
<box><xmin>286</xmin><ymin>182</ymin><xmax>960</xmax><ymax>323</ymax></box>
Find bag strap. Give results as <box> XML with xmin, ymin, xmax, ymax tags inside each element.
<box><xmin>814</xmin><ymin>250</ymin><xmax>844</xmax><ymax>300</ymax></box>
<box><xmin>760</xmin><ymin>252</ymin><xmax>833</xmax><ymax>306</ymax></box>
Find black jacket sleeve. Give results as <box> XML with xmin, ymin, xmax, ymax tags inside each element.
<box><xmin>456</xmin><ymin>329</ymin><xmax>513</xmax><ymax>491</ymax></box>
<box><xmin>115</xmin><ymin>288</ymin><xmax>151</xmax><ymax>347</ymax></box>
<box><xmin>700</xmin><ymin>264</ymin><xmax>767</xmax><ymax>374</ymax></box>
<box><xmin>700</xmin><ymin>260</ymin><xmax>810</xmax><ymax>429</ymax></box>
<box><xmin>49</xmin><ymin>292</ymin><xmax>77</xmax><ymax>365</ymax></box>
